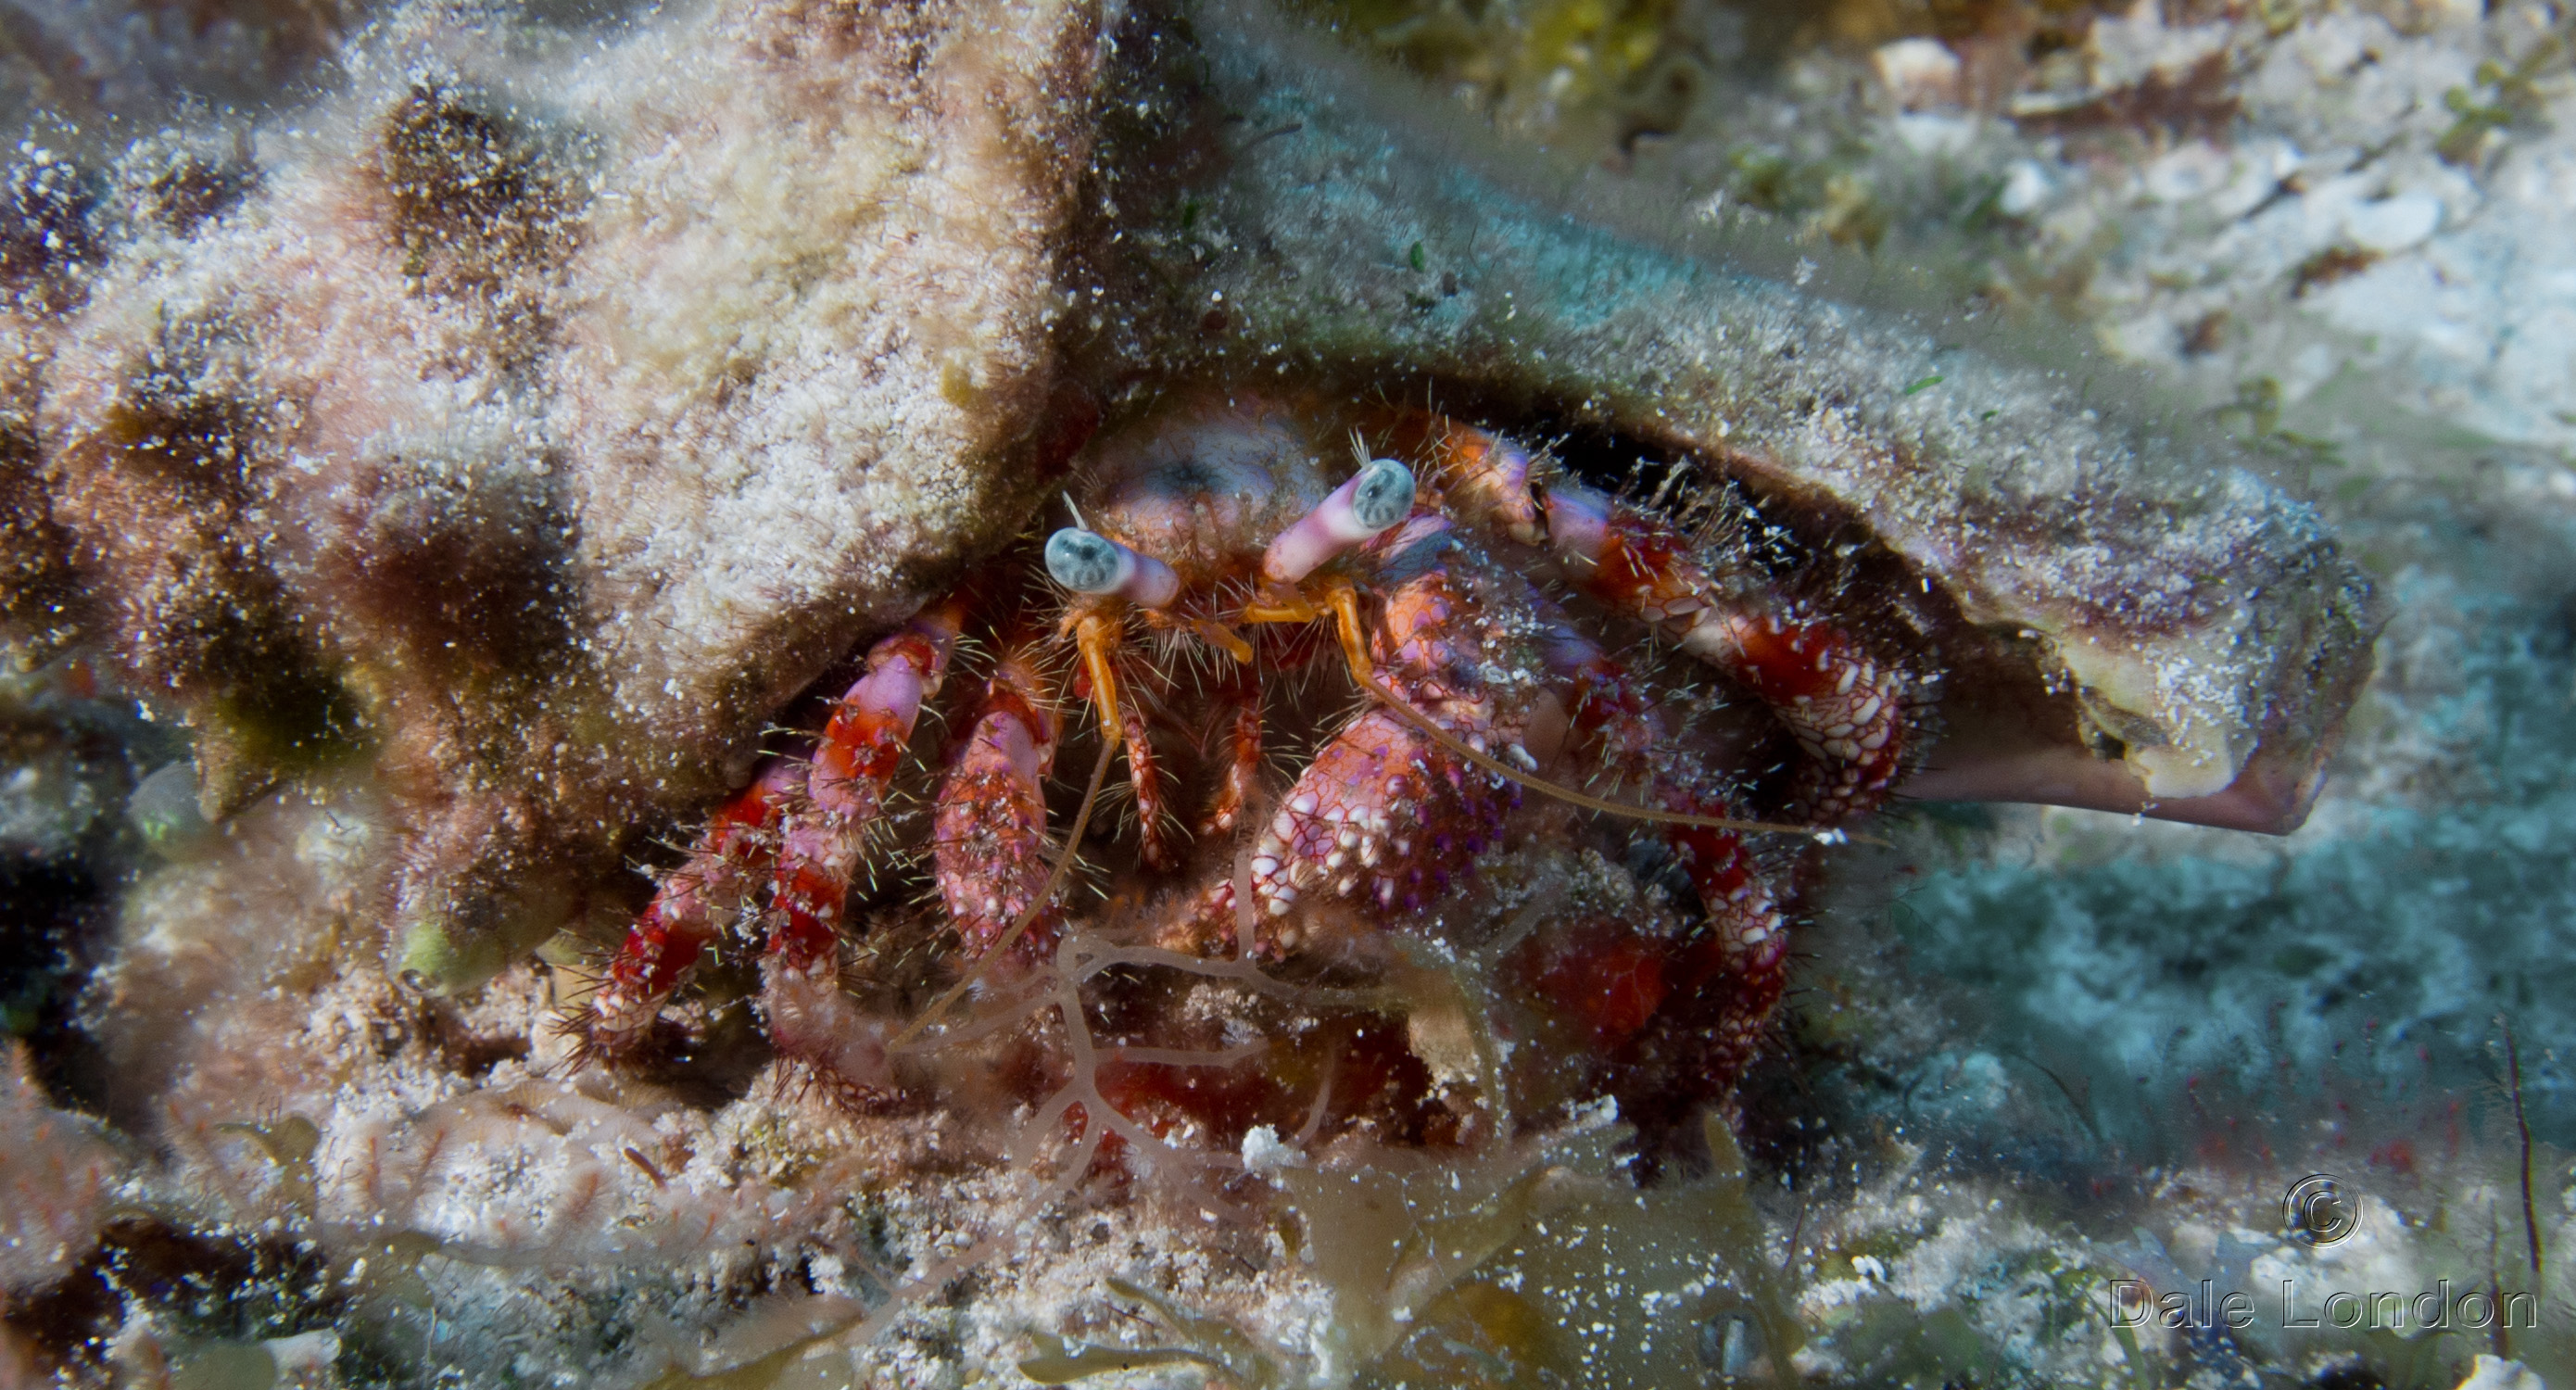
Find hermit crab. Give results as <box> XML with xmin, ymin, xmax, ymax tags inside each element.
<box><xmin>562</xmin><ymin>394</ymin><xmax>1929</xmax><ymax>1149</ymax></box>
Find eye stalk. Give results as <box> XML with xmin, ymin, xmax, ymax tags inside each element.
<box><xmin>1260</xmin><ymin>457</ymin><xmax>1420</xmax><ymax>585</ymax></box>
<box><xmin>1045</xmin><ymin>527</ymin><xmax>1181</xmax><ymax>608</ymax></box>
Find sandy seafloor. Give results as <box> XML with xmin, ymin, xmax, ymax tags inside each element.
<box><xmin>1774</xmin><ymin>0</ymin><xmax>2576</xmax><ymax>1140</ymax></box>
<box><xmin>1743</xmin><ymin>1</ymin><xmax>2576</xmax><ymax>1189</ymax></box>
<box><xmin>6</xmin><ymin>0</ymin><xmax>2576</xmax><ymax>1386</ymax></box>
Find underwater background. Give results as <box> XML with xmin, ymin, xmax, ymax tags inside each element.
<box><xmin>4</xmin><ymin>0</ymin><xmax>2574</xmax><ymax>1385</ymax></box>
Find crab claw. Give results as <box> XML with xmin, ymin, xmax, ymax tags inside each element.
<box><xmin>1210</xmin><ymin>705</ymin><xmax>1520</xmax><ymax>954</ymax></box>
<box><xmin>1204</xmin><ymin>564</ymin><xmax>1524</xmax><ymax>953</ymax></box>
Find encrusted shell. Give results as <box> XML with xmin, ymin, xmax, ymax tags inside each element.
<box><xmin>1090</xmin><ymin>8</ymin><xmax>2377</xmax><ymax>830</ymax></box>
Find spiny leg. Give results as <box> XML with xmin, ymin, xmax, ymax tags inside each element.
<box><xmin>1661</xmin><ymin>797</ymin><xmax>1790</xmax><ymax>1109</ymax></box>
<box><xmin>758</xmin><ymin>604</ymin><xmax>962</xmax><ymax>1094</ymax></box>
<box><xmin>1200</xmin><ymin>663</ymin><xmax>1265</xmax><ymax>838</ymax></box>
<box><xmin>931</xmin><ymin>644</ymin><xmax>1064</xmax><ymax>967</ymax></box>
<box><xmin>1428</xmin><ymin>419</ymin><xmax>1918</xmax><ymax>825</ymax></box>
<box><xmin>568</xmin><ymin>757</ymin><xmax>801</xmax><ymax>1064</ymax></box>
<box><xmin>1524</xmin><ymin>612</ymin><xmax>1793</xmax><ymax>1101</ymax></box>
<box><xmin>767</xmin><ymin>605</ymin><xmax>965</xmax><ymax>972</ymax></box>
<box><xmin>1554</xmin><ymin>486</ymin><xmax>1912</xmax><ymax>821</ymax></box>
<box><xmin>890</xmin><ymin>736</ymin><xmax>1114</xmax><ymax>1053</ymax></box>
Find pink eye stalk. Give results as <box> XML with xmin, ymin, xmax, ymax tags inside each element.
<box><xmin>1259</xmin><ymin>457</ymin><xmax>1417</xmax><ymax>585</ymax></box>
<box><xmin>1045</xmin><ymin>527</ymin><xmax>1181</xmax><ymax>608</ymax></box>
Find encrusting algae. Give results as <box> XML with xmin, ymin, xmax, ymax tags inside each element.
<box><xmin>0</xmin><ymin>0</ymin><xmax>2384</xmax><ymax>1384</ymax></box>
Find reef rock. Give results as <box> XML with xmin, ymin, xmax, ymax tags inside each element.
<box><xmin>0</xmin><ymin>1042</ymin><xmax>117</xmax><ymax>1295</ymax></box>
<box><xmin>10</xmin><ymin>0</ymin><xmax>1100</xmax><ymax>987</ymax></box>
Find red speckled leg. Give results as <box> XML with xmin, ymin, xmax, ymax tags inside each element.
<box><xmin>764</xmin><ymin>605</ymin><xmax>963</xmax><ymax>973</ymax></box>
<box><xmin>932</xmin><ymin>649</ymin><xmax>1063</xmax><ymax>967</ymax></box>
<box><xmin>1544</xmin><ymin>482</ymin><xmax>1913</xmax><ymax>824</ymax></box>
<box><xmin>574</xmin><ymin>757</ymin><xmax>800</xmax><ymax>1063</ymax></box>
<box><xmin>1725</xmin><ymin>618</ymin><xmax>1912</xmax><ymax>821</ymax></box>
<box><xmin>1539</xmin><ymin>620</ymin><xmax>1787</xmax><ymax>1095</ymax></box>
<box><xmin>1200</xmin><ymin>672</ymin><xmax>1265</xmax><ymax>838</ymax></box>
<box><xmin>1421</xmin><ymin>414</ymin><xmax>1913</xmax><ymax>824</ymax></box>
<box><xmin>1663</xmin><ymin>796</ymin><xmax>1789</xmax><ymax>1093</ymax></box>
<box><xmin>758</xmin><ymin>606</ymin><xmax>961</xmax><ymax>1091</ymax></box>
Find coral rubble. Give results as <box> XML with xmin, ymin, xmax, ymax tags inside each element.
<box><xmin>0</xmin><ymin>1042</ymin><xmax>116</xmax><ymax>1297</ymax></box>
<box><xmin>12</xmin><ymin>0</ymin><xmax>1102</xmax><ymax>995</ymax></box>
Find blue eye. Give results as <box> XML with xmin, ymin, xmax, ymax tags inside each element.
<box><xmin>1045</xmin><ymin>528</ymin><xmax>1128</xmax><ymax>593</ymax></box>
<box><xmin>1350</xmin><ymin>459</ymin><xmax>1415</xmax><ymax>532</ymax></box>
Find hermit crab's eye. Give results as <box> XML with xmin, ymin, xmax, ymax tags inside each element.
<box><xmin>1046</xmin><ymin>527</ymin><xmax>1181</xmax><ymax>607</ymax></box>
<box><xmin>1350</xmin><ymin>459</ymin><xmax>1416</xmax><ymax>533</ymax></box>
<box><xmin>1046</xmin><ymin>528</ymin><xmax>1127</xmax><ymax>592</ymax></box>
